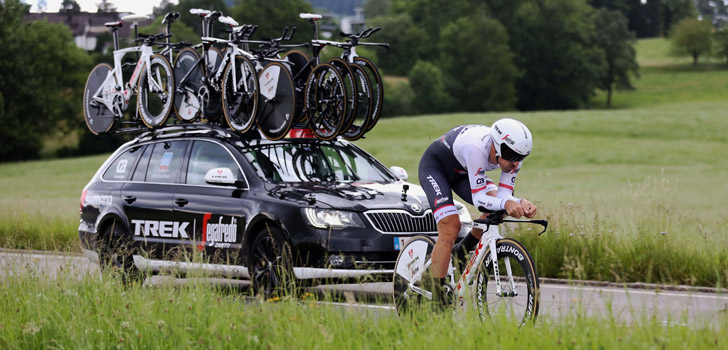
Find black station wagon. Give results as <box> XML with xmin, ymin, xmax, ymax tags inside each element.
<box><xmin>79</xmin><ymin>126</ymin><xmax>472</xmax><ymax>293</ymax></box>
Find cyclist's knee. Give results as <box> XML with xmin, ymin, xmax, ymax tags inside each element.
<box><xmin>437</xmin><ymin>215</ymin><xmax>461</xmax><ymax>243</ymax></box>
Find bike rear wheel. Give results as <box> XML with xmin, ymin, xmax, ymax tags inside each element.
<box><xmin>341</xmin><ymin>63</ymin><xmax>373</xmax><ymax>141</ymax></box>
<box><xmin>353</xmin><ymin>57</ymin><xmax>383</xmax><ymax>132</ymax></box>
<box><xmin>475</xmin><ymin>238</ymin><xmax>539</xmax><ymax>327</ymax></box>
<box><xmin>304</xmin><ymin>63</ymin><xmax>347</xmax><ymax>140</ymax></box>
<box><xmin>83</xmin><ymin>63</ymin><xmax>116</xmax><ymax>135</ymax></box>
<box><xmin>172</xmin><ymin>48</ymin><xmax>202</xmax><ymax>122</ymax></box>
<box><xmin>393</xmin><ymin>236</ymin><xmax>453</xmax><ymax>315</ymax></box>
<box><xmin>258</xmin><ymin>62</ymin><xmax>296</xmax><ymax>140</ymax></box>
<box><xmin>137</xmin><ymin>54</ymin><xmax>175</xmax><ymax>128</ymax></box>
<box><xmin>222</xmin><ymin>55</ymin><xmax>259</xmax><ymax>133</ymax></box>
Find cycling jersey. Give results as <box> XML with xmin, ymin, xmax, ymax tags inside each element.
<box><xmin>419</xmin><ymin>125</ymin><xmax>522</xmax><ymax>223</ymax></box>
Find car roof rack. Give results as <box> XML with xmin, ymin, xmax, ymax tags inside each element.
<box><xmin>131</xmin><ymin>124</ymin><xmax>250</xmax><ymax>143</ymax></box>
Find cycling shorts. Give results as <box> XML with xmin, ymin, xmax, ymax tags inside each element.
<box><xmin>418</xmin><ymin>139</ymin><xmax>474</xmax><ymax>223</ymax></box>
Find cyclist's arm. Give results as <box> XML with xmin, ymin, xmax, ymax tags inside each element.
<box><xmin>496</xmin><ymin>162</ymin><xmax>523</xmax><ymax>203</ymax></box>
<box><xmin>461</xmin><ymin>145</ymin><xmax>507</xmax><ymax>211</ymax></box>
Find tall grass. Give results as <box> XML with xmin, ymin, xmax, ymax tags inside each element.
<box><xmin>0</xmin><ymin>269</ymin><xmax>725</xmax><ymax>349</ymax></box>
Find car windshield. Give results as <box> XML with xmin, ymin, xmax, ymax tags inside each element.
<box><xmin>241</xmin><ymin>141</ymin><xmax>396</xmax><ymax>184</ymax></box>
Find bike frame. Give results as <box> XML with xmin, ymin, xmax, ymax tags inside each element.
<box><xmin>403</xmin><ymin>221</ymin><xmax>511</xmax><ymax>313</ymax></box>
<box><xmin>91</xmin><ymin>44</ymin><xmax>163</xmax><ymax>117</ymax></box>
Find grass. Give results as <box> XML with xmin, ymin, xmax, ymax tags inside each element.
<box><xmin>0</xmin><ymin>270</ymin><xmax>725</xmax><ymax>349</ymax></box>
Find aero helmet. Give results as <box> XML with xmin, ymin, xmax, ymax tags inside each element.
<box><xmin>490</xmin><ymin>118</ymin><xmax>532</xmax><ymax>162</ymax></box>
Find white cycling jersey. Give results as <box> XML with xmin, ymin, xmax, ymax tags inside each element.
<box><xmin>451</xmin><ymin>125</ymin><xmax>522</xmax><ymax>211</ymax></box>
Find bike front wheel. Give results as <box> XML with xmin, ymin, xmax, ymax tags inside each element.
<box><xmin>222</xmin><ymin>55</ymin><xmax>259</xmax><ymax>133</ymax></box>
<box><xmin>475</xmin><ymin>238</ymin><xmax>539</xmax><ymax>327</ymax></box>
<box><xmin>304</xmin><ymin>63</ymin><xmax>347</xmax><ymax>140</ymax></box>
<box><xmin>137</xmin><ymin>54</ymin><xmax>175</xmax><ymax>128</ymax></box>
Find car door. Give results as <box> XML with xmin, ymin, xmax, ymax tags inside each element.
<box><xmin>121</xmin><ymin>140</ymin><xmax>189</xmax><ymax>260</ymax></box>
<box><xmin>173</xmin><ymin>139</ymin><xmax>249</xmax><ymax>268</ymax></box>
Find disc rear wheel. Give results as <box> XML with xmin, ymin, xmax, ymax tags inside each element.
<box><xmin>83</xmin><ymin>63</ymin><xmax>116</xmax><ymax>134</ymax></box>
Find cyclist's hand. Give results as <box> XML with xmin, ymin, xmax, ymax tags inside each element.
<box><xmin>504</xmin><ymin>200</ymin><xmax>524</xmax><ymax>218</ymax></box>
<box><xmin>521</xmin><ymin>199</ymin><xmax>538</xmax><ymax>218</ymax></box>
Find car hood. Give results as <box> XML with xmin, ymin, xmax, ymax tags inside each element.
<box><xmin>268</xmin><ymin>181</ymin><xmax>432</xmax><ymax>214</ymax></box>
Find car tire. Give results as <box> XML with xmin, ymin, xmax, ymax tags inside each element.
<box><xmin>248</xmin><ymin>225</ymin><xmax>295</xmax><ymax>298</ymax></box>
<box><xmin>97</xmin><ymin>220</ymin><xmax>144</xmax><ymax>284</ymax></box>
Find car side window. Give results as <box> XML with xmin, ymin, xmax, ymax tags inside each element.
<box><xmin>131</xmin><ymin>145</ymin><xmax>152</xmax><ymax>182</ymax></box>
<box><xmin>102</xmin><ymin>146</ymin><xmax>142</xmax><ymax>181</ymax></box>
<box><xmin>186</xmin><ymin>141</ymin><xmax>243</xmax><ymax>185</ymax></box>
<box><xmin>145</xmin><ymin>141</ymin><xmax>188</xmax><ymax>184</ymax></box>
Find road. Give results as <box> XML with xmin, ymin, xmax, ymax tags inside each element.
<box><xmin>2</xmin><ymin>249</ymin><xmax>726</xmax><ymax>325</ymax></box>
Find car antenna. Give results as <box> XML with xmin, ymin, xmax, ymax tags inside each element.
<box><xmin>401</xmin><ymin>184</ymin><xmax>409</xmax><ymax>201</ymax></box>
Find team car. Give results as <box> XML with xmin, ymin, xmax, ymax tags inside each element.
<box><xmin>79</xmin><ymin>126</ymin><xmax>472</xmax><ymax>293</ymax></box>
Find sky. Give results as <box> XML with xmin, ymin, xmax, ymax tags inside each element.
<box><xmin>27</xmin><ymin>0</ymin><xmax>179</xmax><ymax>16</ymax></box>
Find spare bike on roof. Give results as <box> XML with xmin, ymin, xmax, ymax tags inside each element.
<box><xmin>82</xmin><ymin>15</ymin><xmax>175</xmax><ymax>134</ymax></box>
<box><xmin>171</xmin><ymin>9</ymin><xmax>259</xmax><ymax>131</ymax></box>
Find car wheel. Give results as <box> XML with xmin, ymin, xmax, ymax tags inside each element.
<box><xmin>248</xmin><ymin>225</ymin><xmax>294</xmax><ymax>298</ymax></box>
<box><xmin>97</xmin><ymin>220</ymin><xmax>143</xmax><ymax>283</ymax></box>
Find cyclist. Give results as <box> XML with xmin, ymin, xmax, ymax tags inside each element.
<box><xmin>418</xmin><ymin>118</ymin><xmax>538</xmax><ymax>302</ymax></box>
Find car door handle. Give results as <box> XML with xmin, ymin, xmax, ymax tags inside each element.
<box><xmin>123</xmin><ymin>196</ymin><xmax>136</xmax><ymax>204</ymax></box>
<box><xmin>174</xmin><ymin>198</ymin><xmax>189</xmax><ymax>207</ymax></box>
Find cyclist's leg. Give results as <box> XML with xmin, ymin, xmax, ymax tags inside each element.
<box><xmin>417</xmin><ymin>148</ymin><xmax>459</xmax><ymax>281</ymax></box>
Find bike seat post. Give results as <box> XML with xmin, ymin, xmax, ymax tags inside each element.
<box><xmin>112</xmin><ymin>27</ymin><xmax>120</xmax><ymax>52</ymax></box>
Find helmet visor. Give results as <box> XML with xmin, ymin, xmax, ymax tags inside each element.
<box><xmin>499</xmin><ymin>144</ymin><xmax>528</xmax><ymax>162</ymax></box>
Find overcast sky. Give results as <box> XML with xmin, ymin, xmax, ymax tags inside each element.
<box><xmin>27</xmin><ymin>0</ymin><xmax>180</xmax><ymax>16</ymax></box>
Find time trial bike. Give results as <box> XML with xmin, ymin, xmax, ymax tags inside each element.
<box><xmin>393</xmin><ymin>209</ymin><xmax>548</xmax><ymax>327</ymax></box>
<box><xmin>83</xmin><ymin>15</ymin><xmax>175</xmax><ymax>134</ymax></box>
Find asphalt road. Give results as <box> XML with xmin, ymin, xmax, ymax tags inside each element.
<box><xmin>2</xmin><ymin>249</ymin><xmax>726</xmax><ymax>325</ymax></box>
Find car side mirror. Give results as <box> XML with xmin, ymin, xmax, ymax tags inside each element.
<box><xmin>389</xmin><ymin>166</ymin><xmax>408</xmax><ymax>181</ymax></box>
<box><xmin>205</xmin><ymin>167</ymin><xmax>240</xmax><ymax>187</ymax></box>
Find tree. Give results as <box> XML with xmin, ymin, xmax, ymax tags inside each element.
<box><xmin>230</xmin><ymin>0</ymin><xmax>312</xmax><ymax>41</ymax></box>
<box><xmin>367</xmin><ymin>14</ymin><xmax>426</xmax><ymax>75</ymax></box>
<box><xmin>593</xmin><ymin>8</ymin><xmax>639</xmax><ymax>107</ymax></box>
<box><xmin>695</xmin><ymin>0</ymin><xmax>728</xmax><ymax>26</ymax></box>
<box><xmin>489</xmin><ymin>0</ymin><xmax>606</xmax><ymax>110</ymax></box>
<box><xmin>670</xmin><ymin>17</ymin><xmax>713</xmax><ymax>66</ymax></box>
<box><xmin>0</xmin><ymin>0</ymin><xmax>91</xmax><ymax>161</ymax></box>
<box><xmin>96</xmin><ymin>0</ymin><xmax>117</xmax><ymax>13</ymax></box>
<box><xmin>59</xmin><ymin>0</ymin><xmax>80</xmax><ymax>14</ymax></box>
<box><xmin>438</xmin><ymin>15</ymin><xmax>517</xmax><ymax>112</ymax></box>
<box><xmin>153</xmin><ymin>0</ymin><xmax>176</xmax><ymax>17</ymax></box>
<box><xmin>713</xmin><ymin>29</ymin><xmax>728</xmax><ymax>64</ymax></box>
<box><xmin>363</xmin><ymin>0</ymin><xmax>392</xmax><ymax>19</ymax></box>
<box><xmin>408</xmin><ymin>60</ymin><xmax>452</xmax><ymax>114</ymax></box>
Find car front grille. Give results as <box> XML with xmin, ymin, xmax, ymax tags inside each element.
<box><xmin>364</xmin><ymin>210</ymin><xmax>437</xmax><ymax>234</ymax></box>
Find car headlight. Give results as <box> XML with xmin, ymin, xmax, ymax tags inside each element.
<box><xmin>302</xmin><ymin>208</ymin><xmax>365</xmax><ymax>230</ymax></box>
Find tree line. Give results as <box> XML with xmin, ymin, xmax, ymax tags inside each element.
<box><xmin>0</xmin><ymin>0</ymin><xmax>717</xmax><ymax>161</ymax></box>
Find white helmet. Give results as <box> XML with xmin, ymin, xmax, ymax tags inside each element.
<box><xmin>490</xmin><ymin>118</ymin><xmax>532</xmax><ymax>162</ymax></box>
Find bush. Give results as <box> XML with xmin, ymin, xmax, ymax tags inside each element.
<box><xmin>408</xmin><ymin>61</ymin><xmax>452</xmax><ymax>114</ymax></box>
<box><xmin>381</xmin><ymin>78</ymin><xmax>415</xmax><ymax>118</ymax></box>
